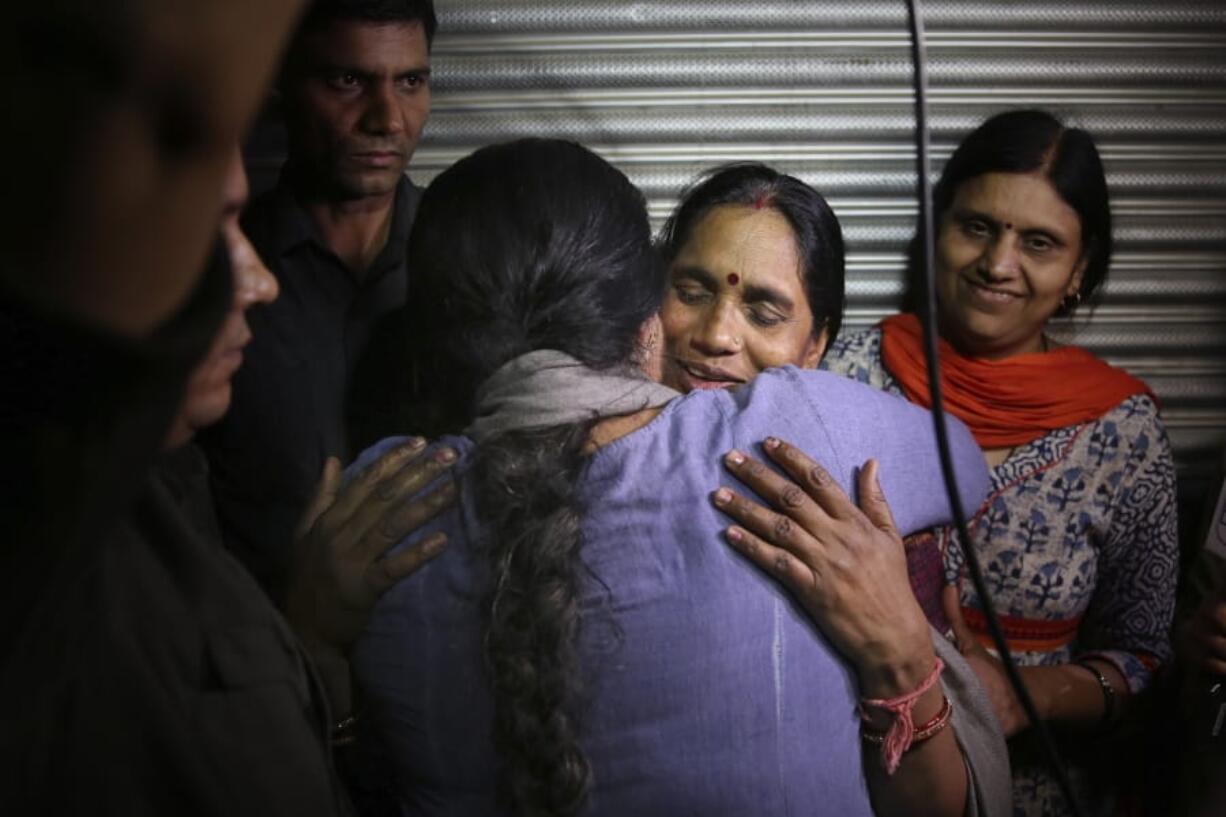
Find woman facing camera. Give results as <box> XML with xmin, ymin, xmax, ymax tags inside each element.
<box><xmin>820</xmin><ymin>109</ymin><xmax>1179</xmax><ymax>816</ymax></box>
<box><xmin>657</xmin><ymin>163</ymin><xmax>844</xmax><ymax>392</ymax></box>
<box><xmin>655</xmin><ymin>164</ymin><xmax>953</xmax><ymax>629</ymax></box>
<box><xmin>350</xmin><ymin>139</ymin><xmax>1009</xmax><ymax>816</ymax></box>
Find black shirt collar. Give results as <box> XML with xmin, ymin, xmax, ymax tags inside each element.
<box><xmin>266</xmin><ymin>171</ymin><xmax>415</xmax><ymax>282</ymax></box>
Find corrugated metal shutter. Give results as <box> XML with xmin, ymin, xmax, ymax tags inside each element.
<box><xmin>246</xmin><ymin>0</ymin><xmax>1226</xmax><ymax>508</ymax></box>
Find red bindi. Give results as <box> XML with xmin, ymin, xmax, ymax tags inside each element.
<box><xmin>727</xmin><ymin>273</ymin><xmax>740</xmax><ymax>286</ymax></box>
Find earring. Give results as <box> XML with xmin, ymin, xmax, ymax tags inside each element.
<box><xmin>1061</xmin><ymin>291</ymin><xmax>1082</xmax><ymax>311</ymax></box>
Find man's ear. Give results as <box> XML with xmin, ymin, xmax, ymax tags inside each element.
<box><xmin>800</xmin><ymin>326</ymin><xmax>830</xmax><ymax>369</ymax></box>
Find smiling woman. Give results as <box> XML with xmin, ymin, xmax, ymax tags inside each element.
<box><xmin>657</xmin><ymin>163</ymin><xmax>845</xmax><ymax>392</ymax></box>
<box><xmin>936</xmin><ymin>171</ymin><xmax>1088</xmax><ymax>361</ymax></box>
<box><xmin>820</xmin><ymin>109</ymin><xmax>1179</xmax><ymax>817</ymax></box>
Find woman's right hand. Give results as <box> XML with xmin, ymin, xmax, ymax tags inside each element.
<box><xmin>714</xmin><ymin>439</ymin><xmax>974</xmax><ymax>817</ymax></box>
<box><xmin>712</xmin><ymin>437</ymin><xmax>936</xmax><ymax>699</ymax></box>
<box><xmin>284</xmin><ymin>438</ymin><xmax>458</xmax><ymax>655</ymax></box>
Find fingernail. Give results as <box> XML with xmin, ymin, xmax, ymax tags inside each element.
<box><xmin>434</xmin><ymin>447</ymin><xmax>457</xmax><ymax>464</ymax></box>
<box><xmin>764</xmin><ymin>437</ymin><xmax>780</xmax><ymax>450</ymax></box>
<box><xmin>726</xmin><ymin>527</ymin><xmax>745</xmax><ymax>543</ymax></box>
<box><xmin>713</xmin><ymin>488</ymin><xmax>732</xmax><ymax>506</ymax></box>
<box><xmin>726</xmin><ymin>449</ymin><xmax>745</xmax><ymax>466</ymax></box>
<box><xmin>406</xmin><ymin>436</ymin><xmax>426</xmax><ymax>450</ymax></box>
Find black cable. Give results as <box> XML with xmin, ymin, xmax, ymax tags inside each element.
<box><xmin>900</xmin><ymin>2</ymin><xmax>1085</xmax><ymax>815</ymax></box>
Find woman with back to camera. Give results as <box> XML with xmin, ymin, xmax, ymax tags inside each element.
<box><xmin>815</xmin><ymin>109</ymin><xmax>1179</xmax><ymax>816</ymax></box>
<box><xmin>349</xmin><ymin>138</ymin><xmax>1011</xmax><ymax>816</ymax></box>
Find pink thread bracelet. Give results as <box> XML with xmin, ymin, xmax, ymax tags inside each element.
<box><xmin>858</xmin><ymin>657</ymin><xmax>945</xmax><ymax>774</ymax></box>
<box><xmin>862</xmin><ymin>695</ymin><xmax>953</xmax><ymax>746</ymax></box>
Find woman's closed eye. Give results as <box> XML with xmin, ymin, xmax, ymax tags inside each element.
<box><xmin>673</xmin><ymin>283</ymin><xmax>713</xmax><ymax>306</ymax></box>
<box><xmin>747</xmin><ymin>304</ymin><xmax>787</xmax><ymax>328</ymax></box>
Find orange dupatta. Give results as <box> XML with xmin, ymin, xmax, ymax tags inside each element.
<box><xmin>879</xmin><ymin>313</ymin><xmax>1157</xmax><ymax>448</ymax></box>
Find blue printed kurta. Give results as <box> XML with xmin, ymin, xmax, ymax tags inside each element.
<box><xmin>822</xmin><ymin>326</ymin><xmax>1178</xmax><ymax>817</ymax></box>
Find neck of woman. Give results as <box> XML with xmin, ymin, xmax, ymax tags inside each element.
<box><xmin>585</xmin><ymin>406</ymin><xmax>665</xmax><ymax>453</ymax></box>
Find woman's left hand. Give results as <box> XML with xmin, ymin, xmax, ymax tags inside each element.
<box><xmin>713</xmin><ymin>437</ymin><xmax>936</xmax><ymax>698</ymax></box>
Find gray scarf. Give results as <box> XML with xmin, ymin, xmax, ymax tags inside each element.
<box><xmin>464</xmin><ymin>350</ymin><xmax>680</xmax><ymax>443</ymax></box>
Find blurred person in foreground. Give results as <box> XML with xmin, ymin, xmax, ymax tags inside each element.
<box><xmin>0</xmin><ymin>0</ymin><xmax>304</xmax><ymax>570</ymax></box>
<box><xmin>0</xmin><ymin>4</ymin><xmax>449</xmax><ymax>813</ymax></box>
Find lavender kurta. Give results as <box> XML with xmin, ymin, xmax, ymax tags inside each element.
<box><xmin>351</xmin><ymin>367</ymin><xmax>992</xmax><ymax>816</ymax></box>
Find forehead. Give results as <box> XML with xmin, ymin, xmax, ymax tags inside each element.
<box><xmin>677</xmin><ymin>205</ymin><xmax>804</xmax><ymax>282</ymax></box>
<box><xmin>950</xmin><ymin>172</ymin><xmax>1082</xmax><ymax>237</ymax></box>
<box><xmin>295</xmin><ymin>19</ymin><xmax>429</xmax><ymax>71</ymax></box>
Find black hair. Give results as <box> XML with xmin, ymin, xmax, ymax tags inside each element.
<box><xmin>404</xmin><ymin>139</ymin><xmax>661</xmax><ymax>434</ymax></box>
<box><xmin>297</xmin><ymin>0</ymin><xmax>437</xmax><ymax>46</ymax></box>
<box><xmin>400</xmin><ymin>138</ymin><xmax>662</xmax><ymax>816</ymax></box>
<box><xmin>923</xmin><ymin>109</ymin><xmax>1112</xmax><ymax>316</ymax></box>
<box><xmin>658</xmin><ymin>162</ymin><xmax>846</xmax><ymax>348</ymax></box>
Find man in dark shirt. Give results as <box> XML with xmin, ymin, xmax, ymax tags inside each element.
<box><xmin>201</xmin><ymin>0</ymin><xmax>438</xmax><ymax>602</ymax></box>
